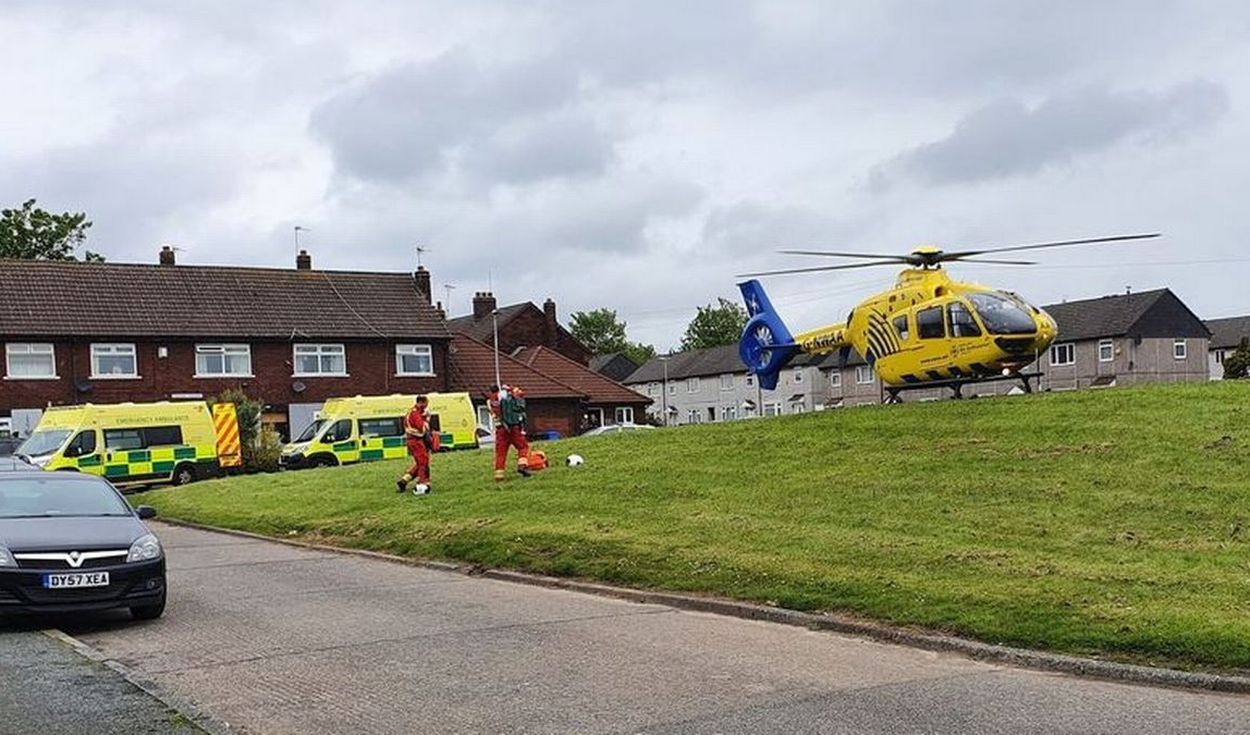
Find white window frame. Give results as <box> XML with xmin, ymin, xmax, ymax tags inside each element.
<box><xmin>722</xmin><ymin>405</ymin><xmax>737</xmax><ymax>421</ymax></box>
<box><xmin>648</xmin><ymin>383</ymin><xmax>659</xmax><ymax>396</ymax></box>
<box><xmin>90</xmin><ymin>343</ymin><xmax>139</xmax><ymax>379</ymax></box>
<box><xmin>686</xmin><ymin>408</ymin><xmax>701</xmax><ymax>424</ymax></box>
<box><xmin>763</xmin><ymin>402</ymin><xmax>782</xmax><ymax>417</ymax></box>
<box><xmin>1049</xmin><ymin>342</ymin><xmax>1075</xmax><ymax>367</ymax></box>
<box><xmin>719</xmin><ymin>373</ymin><xmax>734</xmax><ymax>390</ymax></box>
<box><xmin>686</xmin><ymin>376</ymin><xmax>699</xmax><ymax>393</ymax></box>
<box><xmin>667</xmin><ymin>382</ymin><xmax>677</xmax><ymax>395</ymax></box>
<box><xmin>793</xmin><ymin>368</ymin><xmax>804</xmax><ymax>383</ymax></box>
<box><xmin>293</xmin><ymin>343</ymin><xmax>348</xmax><ymax>377</ymax></box>
<box><xmin>1215</xmin><ymin>349</ymin><xmax>1226</xmax><ymax>365</ymax></box>
<box><xmin>745</xmin><ymin>374</ymin><xmax>755</xmax><ymax>388</ymax></box>
<box><xmin>395</xmin><ymin>343</ymin><xmax>435</xmax><ymax>377</ymax></box>
<box><xmin>791</xmin><ymin>403</ymin><xmax>805</xmax><ymax>414</ymax></box>
<box><xmin>4</xmin><ymin>343</ymin><xmax>57</xmax><ymax>380</ymax></box>
<box><xmin>194</xmin><ymin>343</ymin><xmax>253</xmax><ymax>378</ymax></box>
<box><xmin>855</xmin><ymin>365</ymin><xmax>873</xmax><ymax>384</ymax></box>
<box><xmin>615</xmin><ymin>406</ymin><xmax>634</xmax><ymax>424</ymax></box>
<box><xmin>1097</xmin><ymin>339</ymin><xmax>1114</xmax><ymax>363</ymax></box>
<box><xmin>1173</xmin><ymin>338</ymin><xmax>1187</xmax><ymax>360</ymax></box>
<box><xmin>829</xmin><ymin>370</ymin><xmax>841</xmax><ymax>388</ymax></box>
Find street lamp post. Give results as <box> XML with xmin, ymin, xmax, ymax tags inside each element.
<box><xmin>659</xmin><ymin>355</ymin><xmax>670</xmax><ymax>427</ymax></box>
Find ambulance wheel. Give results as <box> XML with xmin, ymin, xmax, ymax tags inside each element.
<box><xmin>311</xmin><ymin>455</ymin><xmax>337</xmax><ymax>468</ymax></box>
<box><xmin>172</xmin><ymin>463</ymin><xmax>197</xmax><ymax>486</ymax></box>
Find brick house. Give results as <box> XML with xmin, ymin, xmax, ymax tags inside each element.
<box><xmin>447</xmin><ymin>292</ymin><xmax>593</xmax><ymax>365</ymax></box>
<box><xmin>445</xmin><ymin>335</ymin><xmax>587</xmax><ymax>437</ymax></box>
<box><xmin>1203</xmin><ymin>315</ymin><xmax>1250</xmax><ymax>379</ymax></box>
<box><xmin>0</xmin><ymin>249</ymin><xmax>449</xmax><ymax>439</ymax></box>
<box><xmin>514</xmin><ymin>346</ymin><xmax>651</xmax><ymax>429</ymax></box>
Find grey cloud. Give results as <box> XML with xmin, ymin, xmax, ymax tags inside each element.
<box><xmin>459</xmin><ymin>109</ymin><xmax>613</xmax><ymax>184</ymax></box>
<box><xmin>701</xmin><ymin>201</ymin><xmax>859</xmax><ymax>258</ymax></box>
<box><xmin>880</xmin><ymin>81</ymin><xmax>1229</xmax><ymax>186</ymax></box>
<box><xmin>310</xmin><ymin>51</ymin><xmax>588</xmax><ymax>183</ymax></box>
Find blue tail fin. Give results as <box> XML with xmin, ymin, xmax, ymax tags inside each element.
<box><xmin>737</xmin><ymin>279</ymin><xmax>797</xmax><ymax>391</ymax></box>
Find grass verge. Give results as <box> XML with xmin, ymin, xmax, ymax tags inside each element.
<box><xmin>143</xmin><ymin>381</ymin><xmax>1250</xmax><ymax>673</ymax></box>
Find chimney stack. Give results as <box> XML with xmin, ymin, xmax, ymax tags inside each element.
<box><xmin>159</xmin><ymin>245</ymin><xmax>176</xmax><ymax>266</ymax></box>
<box><xmin>414</xmin><ymin>266</ymin><xmax>432</xmax><ymax>305</ymax></box>
<box><xmin>296</xmin><ymin>250</ymin><xmax>312</xmax><ymax>270</ymax></box>
<box><xmin>472</xmin><ymin>291</ymin><xmax>497</xmax><ymax>320</ymax></box>
<box><xmin>543</xmin><ymin>298</ymin><xmax>558</xmax><ymax>346</ymax></box>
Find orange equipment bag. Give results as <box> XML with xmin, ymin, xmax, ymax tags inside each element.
<box><xmin>528</xmin><ymin>450</ymin><xmax>548</xmax><ymax>471</ymax></box>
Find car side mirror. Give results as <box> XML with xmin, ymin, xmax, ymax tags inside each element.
<box><xmin>136</xmin><ymin>505</ymin><xmax>158</xmax><ymax>520</ymax></box>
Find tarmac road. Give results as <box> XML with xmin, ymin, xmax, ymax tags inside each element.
<box><xmin>46</xmin><ymin>523</ymin><xmax>1250</xmax><ymax>734</ymax></box>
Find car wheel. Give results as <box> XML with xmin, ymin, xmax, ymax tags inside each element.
<box><xmin>172</xmin><ymin>463</ymin><xmax>196</xmax><ymax>486</ymax></box>
<box><xmin>130</xmin><ymin>592</ymin><xmax>166</xmax><ymax>621</ymax></box>
<box><xmin>312</xmin><ymin>455</ymin><xmax>337</xmax><ymax>468</ymax></box>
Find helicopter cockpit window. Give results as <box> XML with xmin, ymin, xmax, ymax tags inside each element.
<box><xmin>968</xmin><ymin>292</ymin><xmax>1037</xmax><ymax>335</ymax></box>
<box><xmin>892</xmin><ymin>315</ymin><xmax>910</xmax><ymax>341</ymax></box>
<box><xmin>916</xmin><ymin>306</ymin><xmax>945</xmax><ymax>339</ymax></box>
<box><xmin>946</xmin><ymin>302</ymin><xmax>982</xmax><ymax>338</ymax></box>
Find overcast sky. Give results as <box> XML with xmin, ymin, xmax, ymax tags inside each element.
<box><xmin>3</xmin><ymin>1</ymin><xmax>1249</xmax><ymax>349</ymax></box>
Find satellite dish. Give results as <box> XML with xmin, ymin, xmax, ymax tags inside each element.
<box><xmin>291</xmin><ymin>381</ymin><xmax>307</xmax><ymax>394</ymax></box>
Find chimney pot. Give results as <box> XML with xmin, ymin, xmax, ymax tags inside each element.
<box><xmin>472</xmin><ymin>291</ymin><xmax>497</xmax><ymax>320</ymax></box>
<box><xmin>296</xmin><ymin>249</ymin><xmax>312</xmax><ymax>270</ymax></box>
<box><xmin>543</xmin><ymin>298</ymin><xmax>557</xmax><ymax>345</ymax></box>
<box><xmin>159</xmin><ymin>245</ymin><xmax>176</xmax><ymax>266</ymax></box>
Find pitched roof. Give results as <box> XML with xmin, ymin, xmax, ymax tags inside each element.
<box><xmin>588</xmin><ymin>352</ymin><xmax>640</xmax><ymax>382</ymax></box>
<box><xmin>445</xmin><ymin>303</ymin><xmax>531</xmax><ymax>341</ymax></box>
<box><xmin>0</xmin><ymin>259</ymin><xmax>449</xmax><ymax>339</ymax></box>
<box><xmin>446</xmin><ymin>335</ymin><xmax>586</xmax><ymax>400</ymax></box>
<box><xmin>515</xmin><ymin>347</ymin><xmax>650</xmax><ymax>406</ymax></box>
<box><xmin>1040</xmin><ymin>288</ymin><xmax>1207</xmax><ymax>342</ymax></box>
<box><xmin>626</xmin><ymin>344</ymin><xmax>824</xmax><ymax>383</ymax></box>
<box><xmin>1205</xmin><ymin>315</ymin><xmax>1250</xmax><ymax>350</ymax></box>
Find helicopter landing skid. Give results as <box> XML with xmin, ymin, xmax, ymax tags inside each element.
<box><xmin>884</xmin><ymin>371</ymin><xmax>1043</xmax><ymax>403</ymax></box>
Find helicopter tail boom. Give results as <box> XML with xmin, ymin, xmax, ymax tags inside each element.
<box><xmin>737</xmin><ymin>279</ymin><xmax>798</xmax><ymax>390</ymax></box>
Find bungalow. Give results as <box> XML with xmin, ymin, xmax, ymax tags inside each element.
<box><xmin>1203</xmin><ymin>315</ymin><xmax>1250</xmax><ymax>379</ymax></box>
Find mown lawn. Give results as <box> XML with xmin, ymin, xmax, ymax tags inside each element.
<box><xmin>144</xmin><ymin>381</ymin><xmax>1250</xmax><ymax>672</ymax></box>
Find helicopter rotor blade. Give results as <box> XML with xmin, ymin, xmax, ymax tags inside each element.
<box><xmin>942</xmin><ymin>232</ymin><xmax>1160</xmax><ymax>260</ymax></box>
<box><xmin>736</xmin><ymin>260</ymin><xmax>905</xmax><ymax>278</ymax></box>
<box><xmin>777</xmin><ymin>249</ymin><xmax>914</xmax><ymax>262</ymax></box>
<box><xmin>949</xmin><ymin>257</ymin><xmax>1037</xmax><ymax>266</ymax></box>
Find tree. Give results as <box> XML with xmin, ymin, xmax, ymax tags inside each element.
<box><xmin>570</xmin><ymin>307</ymin><xmax>656</xmax><ymax>364</ymax></box>
<box><xmin>1224</xmin><ymin>338</ymin><xmax>1250</xmax><ymax>380</ymax></box>
<box><xmin>0</xmin><ymin>198</ymin><xmax>102</xmax><ymax>261</ymax></box>
<box><xmin>681</xmin><ymin>297</ymin><xmax>748</xmax><ymax>351</ymax></box>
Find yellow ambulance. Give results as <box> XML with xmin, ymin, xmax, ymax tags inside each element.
<box><xmin>17</xmin><ymin>401</ymin><xmax>227</xmax><ymax>486</ymax></box>
<box><xmin>280</xmin><ymin>393</ymin><xmax>476</xmax><ymax>469</ymax></box>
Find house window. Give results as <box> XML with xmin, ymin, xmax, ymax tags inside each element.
<box><xmin>294</xmin><ymin>344</ymin><xmax>347</xmax><ymax>376</ymax></box>
<box><xmin>395</xmin><ymin>344</ymin><xmax>434</xmax><ymax>376</ymax></box>
<box><xmin>5</xmin><ymin>343</ymin><xmax>56</xmax><ymax>379</ymax></box>
<box><xmin>91</xmin><ymin>343</ymin><xmax>138</xmax><ymax>378</ymax></box>
<box><xmin>1097</xmin><ymin>339</ymin><xmax>1114</xmax><ymax>363</ymax></box>
<box><xmin>793</xmin><ymin>368</ymin><xmax>804</xmax><ymax>383</ymax></box>
<box><xmin>648</xmin><ymin>383</ymin><xmax>659</xmax><ymax>396</ymax></box>
<box><xmin>791</xmin><ymin>403</ymin><xmax>805</xmax><ymax>414</ymax></box>
<box><xmin>1049</xmin><ymin>342</ymin><xmax>1075</xmax><ymax>366</ymax></box>
<box><xmin>668</xmin><ymin>382</ymin><xmax>677</xmax><ymax>395</ymax></box>
<box><xmin>722</xmin><ymin>405</ymin><xmax>737</xmax><ymax>421</ymax></box>
<box><xmin>1173</xmin><ymin>339</ymin><xmax>1187</xmax><ymax>360</ymax></box>
<box><xmin>855</xmin><ymin>365</ymin><xmax>873</xmax><ymax>384</ymax></box>
<box><xmin>195</xmin><ymin>344</ymin><xmax>252</xmax><ymax>377</ymax></box>
<box><xmin>829</xmin><ymin>370</ymin><xmax>842</xmax><ymax>388</ymax></box>
<box><xmin>745</xmin><ymin>375</ymin><xmax>755</xmax><ymax>388</ymax></box>
<box><xmin>1215</xmin><ymin>349</ymin><xmax>1226</xmax><ymax>365</ymax></box>
<box><xmin>763</xmin><ymin>402</ymin><xmax>782</xmax><ymax>417</ymax></box>
<box><xmin>720</xmin><ymin>373</ymin><xmax>734</xmax><ymax>390</ymax></box>
<box><xmin>687</xmin><ymin>377</ymin><xmax>699</xmax><ymax>393</ymax></box>
<box><xmin>615</xmin><ymin>406</ymin><xmax>634</xmax><ymax>424</ymax></box>
<box><xmin>686</xmin><ymin>408</ymin><xmax>701</xmax><ymax>424</ymax></box>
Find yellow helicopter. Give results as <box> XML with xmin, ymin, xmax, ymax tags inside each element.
<box><xmin>736</xmin><ymin>233</ymin><xmax>1159</xmax><ymax>400</ymax></box>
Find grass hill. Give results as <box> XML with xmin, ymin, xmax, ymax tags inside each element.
<box><xmin>145</xmin><ymin>381</ymin><xmax>1250</xmax><ymax>672</ymax></box>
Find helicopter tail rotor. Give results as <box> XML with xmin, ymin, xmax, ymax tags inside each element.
<box><xmin>737</xmin><ymin>279</ymin><xmax>797</xmax><ymax>390</ymax></box>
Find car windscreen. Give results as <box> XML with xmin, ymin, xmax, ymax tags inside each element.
<box><xmin>0</xmin><ymin>477</ymin><xmax>133</xmax><ymax>518</ymax></box>
<box><xmin>967</xmin><ymin>292</ymin><xmax>1038</xmax><ymax>335</ymax></box>
<box><xmin>17</xmin><ymin>430</ymin><xmax>71</xmax><ymax>457</ymax></box>
<box><xmin>296</xmin><ymin>419</ymin><xmax>326</xmax><ymax>443</ymax></box>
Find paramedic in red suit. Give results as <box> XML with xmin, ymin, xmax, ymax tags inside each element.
<box><xmin>489</xmin><ymin>385</ymin><xmax>531</xmax><ymax>482</ymax></box>
<box><xmin>397</xmin><ymin>395</ymin><xmax>432</xmax><ymax>494</ymax></box>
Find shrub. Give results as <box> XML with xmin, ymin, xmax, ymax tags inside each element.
<box><xmin>1224</xmin><ymin>339</ymin><xmax>1250</xmax><ymax>380</ymax></box>
<box><xmin>209</xmin><ymin>389</ymin><xmax>263</xmax><ymax>469</ymax></box>
<box><xmin>250</xmin><ymin>425</ymin><xmax>284</xmax><ymax>474</ymax></box>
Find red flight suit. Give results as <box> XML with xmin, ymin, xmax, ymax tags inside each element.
<box><xmin>402</xmin><ymin>404</ymin><xmax>431</xmax><ymax>484</ymax></box>
<box><xmin>489</xmin><ymin>388</ymin><xmax>529</xmax><ymax>481</ymax></box>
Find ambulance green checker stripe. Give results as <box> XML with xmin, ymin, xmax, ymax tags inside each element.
<box><xmin>353</xmin><ymin>433</ymin><xmax>468</xmax><ymax>463</ymax></box>
<box><xmin>100</xmin><ymin>444</ymin><xmax>216</xmax><ymax>480</ymax></box>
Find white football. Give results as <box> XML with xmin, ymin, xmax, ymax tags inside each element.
<box><xmin>566</xmin><ymin>454</ymin><xmax>585</xmax><ymax>467</ymax></box>
<box><xmin>412</xmin><ymin>483</ymin><xmax>430</xmax><ymax>495</ymax></box>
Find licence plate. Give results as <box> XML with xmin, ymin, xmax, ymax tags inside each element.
<box><xmin>42</xmin><ymin>572</ymin><xmax>110</xmax><ymax>589</ymax></box>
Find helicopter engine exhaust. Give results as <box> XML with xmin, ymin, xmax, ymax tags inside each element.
<box><xmin>737</xmin><ymin>279</ymin><xmax>797</xmax><ymax>391</ymax></box>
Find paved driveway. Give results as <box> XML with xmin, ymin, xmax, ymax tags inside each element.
<box><xmin>59</xmin><ymin>523</ymin><xmax>1250</xmax><ymax>734</ymax></box>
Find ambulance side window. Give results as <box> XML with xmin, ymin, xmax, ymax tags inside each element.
<box><xmin>359</xmin><ymin>417</ymin><xmax>402</xmax><ymax>438</ymax></box>
<box><xmin>104</xmin><ymin>429</ymin><xmax>144</xmax><ymax>451</ymax></box>
<box><xmin>322</xmin><ymin>419</ymin><xmax>353</xmax><ymax>443</ymax></box>
<box><xmin>65</xmin><ymin>431</ymin><xmax>97</xmax><ymax>458</ymax></box>
<box><xmin>144</xmin><ymin>425</ymin><xmax>184</xmax><ymax>447</ymax></box>
<box><xmin>916</xmin><ymin>307</ymin><xmax>945</xmax><ymax>339</ymax></box>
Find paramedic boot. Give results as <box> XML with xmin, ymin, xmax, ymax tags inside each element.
<box><xmin>397</xmin><ymin>475</ymin><xmax>411</xmax><ymax>493</ymax></box>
